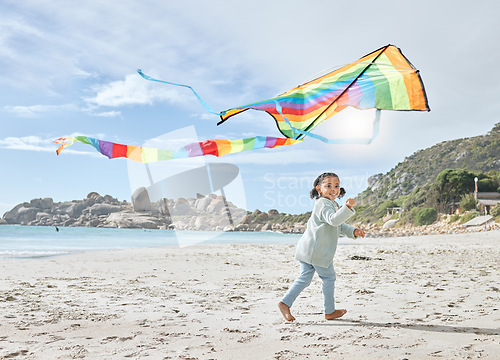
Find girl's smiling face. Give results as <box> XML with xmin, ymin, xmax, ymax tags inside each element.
<box><xmin>316</xmin><ymin>176</ymin><xmax>340</xmax><ymax>202</ymax></box>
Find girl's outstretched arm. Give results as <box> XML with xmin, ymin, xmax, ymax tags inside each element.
<box><xmin>319</xmin><ymin>200</ymin><xmax>355</xmax><ymax>227</ymax></box>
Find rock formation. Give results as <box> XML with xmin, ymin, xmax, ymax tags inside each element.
<box><xmin>1</xmin><ymin>193</ymin><xmax>497</xmax><ymax>235</ymax></box>
<box><xmin>1</xmin><ymin>192</ymin><xmax>297</xmax><ymax>232</ymax></box>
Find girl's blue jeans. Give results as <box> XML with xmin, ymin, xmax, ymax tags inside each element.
<box><xmin>281</xmin><ymin>261</ymin><xmax>336</xmax><ymax>314</ymax></box>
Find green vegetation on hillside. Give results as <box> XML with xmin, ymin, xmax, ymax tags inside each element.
<box><xmin>350</xmin><ymin>168</ymin><xmax>500</xmax><ymax>226</ymax></box>
<box><xmin>350</xmin><ymin>123</ymin><xmax>500</xmax><ymax>226</ymax></box>
<box><xmin>357</xmin><ymin>123</ymin><xmax>500</xmax><ymax>206</ymax></box>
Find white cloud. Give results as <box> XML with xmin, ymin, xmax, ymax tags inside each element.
<box><xmin>0</xmin><ymin>135</ymin><xmax>104</xmax><ymax>159</ymax></box>
<box><xmin>0</xmin><ymin>135</ymin><xmax>59</xmax><ymax>152</ymax></box>
<box><xmin>73</xmin><ymin>68</ymin><xmax>97</xmax><ymax>78</ymax></box>
<box><xmin>0</xmin><ymin>14</ymin><xmax>80</xmax><ymax>91</ymax></box>
<box><xmin>85</xmin><ymin>73</ymin><xmax>183</xmax><ymax>107</ymax></box>
<box><xmin>93</xmin><ymin>111</ymin><xmax>122</xmax><ymax>118</ymax></box>
<box><xmin>0</xmin><ymin>18</ymin><xmax>44</xmax><ymax>60</ymax></box>
<box><xmin>4</xmin><ymin>104</ymin><xmax>77</xmax><ymax>118</ymax></box>
<box><xmin>0</xmin><ymin>2</ymin><xmax>273</xmax><ymax>104</ymax></box>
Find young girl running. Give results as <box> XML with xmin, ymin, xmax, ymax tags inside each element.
<box><xmin>279</xmin><ymin>172</ymin><xmax>365</xmax><ymax>321</ymax></box>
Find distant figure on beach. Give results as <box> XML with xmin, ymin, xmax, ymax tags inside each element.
<box><xmin>54</xmin><ymin>226</ymin><xmax>59</xmax><ymax>232</ymax></box>
<box><xmin>279</xmin><ymin>172</ymin><xmax>365</xmax><ymax>322</ymax></box>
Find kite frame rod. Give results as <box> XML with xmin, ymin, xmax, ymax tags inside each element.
<box><xmin>300</xmin><ymin>61</ymin><xmax>416</xmax><ymax>86</ymax></box>
<box><xmin>296</xmin><ymin>44</ymin><xmax>390</xmax><ymax>140</ymax></box>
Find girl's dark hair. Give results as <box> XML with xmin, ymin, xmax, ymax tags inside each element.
<box><xmin>310</xmin><ymin>172</ymin><xmax>346</xmax><ymax>199</ymax></box>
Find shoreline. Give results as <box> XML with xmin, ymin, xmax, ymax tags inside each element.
<box><xmin>2</xmin><ymin>220</ymin><xmax>499</xmax><ymax>236</ymax></box>
<box><xmin>1</xmin><ymin>232</ymin><xmax>499</xmax><ymax>359</ymax></box>
<box><xmin>0</xmin><ymin>225</ymin><xmax>301</xmax><ymax>260</ymax></box>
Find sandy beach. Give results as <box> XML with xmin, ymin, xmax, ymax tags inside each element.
<box><xmin>0</xmin><ymin>231</ymin><xmax>499</xmax><ymax>359</ymax></box>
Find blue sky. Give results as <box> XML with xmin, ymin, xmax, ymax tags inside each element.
<box><xmin>1</xmin><ymin>0</ymin><xmax>499</xmax><ymax>216</ymax></box>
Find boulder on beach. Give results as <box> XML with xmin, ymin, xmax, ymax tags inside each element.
<box><xmin>383</xmin><ymin>219</ymin><xmax>399</xmax><ymax>229</ymax></box>
<box><xmin>268</xmin><ymin>209</ymin><xmax>279</xmax><ymax>217</ymax></box>
<box><xmin>257</xmin><ymin>212</ymin><xmax>269</xmax><ymax>222</ymax></box>
<box><xmin>85</xmin><ymin>192</ymin><xmax>105</xmax><ymax>206</ymax></box>
<box><xmin>131</xmin><ymin>187</ymin><xmax>152</xmax><ymax>212</ymax></box>
<box><xmin>194</xmin><ymin>217</ymin><xmax>208</xmax><ymax>230</ymax></box>
<box><xmin>206</xmin><ymin>198</ymin><xmax>225</xmax><ymax>214</ymax></box>
<box><xmin>195</xmin><ymin>196</ymin><xmax>212</xmax><ymax>212</ymax></box>
<box><xmin>89</xmin><ymin>204</ymin><xmax>122</xmax><ymax>216</ymax></box>
<box><xmin>173</xmin><ymin>198</ymin><xmax>191</xmax><ymax>215</ymax></box>
<box><xmin>2</xmin><ymin>203</ymin><xmax>28</xmax><ymax>224</ymax></box>
<box><xmin>66</xmin><ymin>203</ymin><xmax>85</xmax><ymax>218</ymax></box>
<box><xmin>30</xmin><ymin>198</ymin><xmax>54</xmax><ymax>209</ymax></box>
<box><xmin>106</xmin><ymin>212</ymin><xmax>160</xmax><ymax>229</ymax></box>
<box><xmin>16</xmin><ymin>207</ymin><xmax>39</xmax><ymax>224</ymax></box>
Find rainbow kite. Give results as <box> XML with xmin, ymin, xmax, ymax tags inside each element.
<box><xmin>55</xmin><ymin>135</ymin><xmax>301</xmax><ymax>163</ymax></box>
<box><xmin>56</xmin><ymin>44</ymin><xmax>429</xmax><ymax>162</ymax></box>
<box><xmin>219</xmin><ymin>44</ymin><xmax>429</xmax><ymax>140</ymax></box>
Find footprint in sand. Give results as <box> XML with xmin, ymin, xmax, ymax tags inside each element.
<box><xmin>2</xmin><ymin>350</ymin><xmax>29</xmax><ymax>359</ymax></box>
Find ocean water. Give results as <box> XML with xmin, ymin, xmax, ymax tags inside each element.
<box><xmin>0</xmin><ymin>225</ymin><xmax>302</xmax><ymax>259</ymax></box>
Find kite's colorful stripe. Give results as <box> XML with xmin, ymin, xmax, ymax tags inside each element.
<box><xmin>56</xmin><ymin>45</ymin><xmax>429</xmax><ymax>163</ymax></box>
<box><xmin>55</xmin><ymin>136</ymin><xmax>301</xmax><ymax>163</ymax></box>
<box><xmin>218</xmin><ymin>44</ymin><xmax>430</xmax><ymax>139</ymax></box>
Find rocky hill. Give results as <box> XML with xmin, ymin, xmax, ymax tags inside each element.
<box><xmin>358</xmin><ymin>123</ymin><xmax>500</xmax><ymax>205</ymax></box>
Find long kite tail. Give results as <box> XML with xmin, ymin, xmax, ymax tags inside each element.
<box><xmin>54</xmin><ymin>137</ymin><xmax>76</xmax><ymax>154</ymax></box>
<box><xmin>54</xmin><ymin>135</ymin><xmax>302</xmax><ymax>163</ymax></box>
<box><xmin>137</xmin><ymin>69</ymin><xmax>221</xmax><ymax>116</ymax></box>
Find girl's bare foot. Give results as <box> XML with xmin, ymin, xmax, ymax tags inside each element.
<box><xmin>324</xmin><ymin>309</ymin><xmax>347</xmax><ymax>320</ymax></box>
<box><xmin>278</xmin><ymin>302</ymin><xmax>295</xmax><ymax>321</ymax></box>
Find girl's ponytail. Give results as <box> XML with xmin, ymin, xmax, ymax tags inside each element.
<box><xmin>310</xmin><ymin>187</ymin><xmax>320</xmax><ymax>199</ymax></box>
